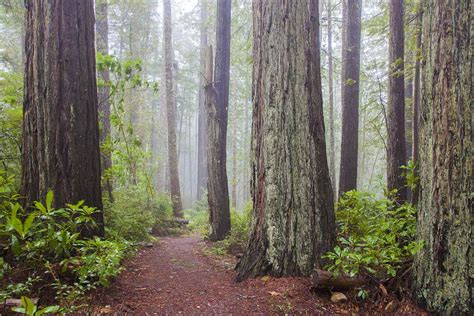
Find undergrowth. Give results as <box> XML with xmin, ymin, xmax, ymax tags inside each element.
<box><xmin>185</xmin><ymin>198</ymin><xmax>252</xmax><ymax>256</ymax></box>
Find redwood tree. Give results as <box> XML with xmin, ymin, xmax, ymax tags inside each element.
<box><xmin>163</xmin><ymin>0</ymin><xmax>183</xmax><ymax>217</ymax></box>
<box><xmin>96</xmin><ymin>0</ymin><xmax>113</xmax><ymax>203</ymax></box>
<box><xmin>412</xmin><ymin>1</ymin><xmax>472</xmax><ymax>314</ymax></box>
<box><xmin>197</xmin><ymin>0</ymin><xmax>209</xmax><ymax>200</ymax></box>
<box><xmin>338</xmin><ymin>0</ymin><xmax>362</xmax><ymax>196</ymax></box>
<box><xmin>206</xmin><ymin>0</ymin><xmax>231</xmax><ymax>241</ymax></box>
<box><xmin>327</xmin><ymin>0</ymin><xmax>336</xmax><ymax>194</ymax></box>
<box><xmin>22</xmin><ymin>0</ymin><xmax>104</xmax><ymax>236</ymax></box>
<box><xmin>387</xmin><ymin>0</ymin><xmax>407</xmax><ymax>202</ymax></box>
<box><xmin>411</xmin><ymin>4</ymin><xmax>422</xmax><ymax>205</ymax></box>
<box><xmin>236</xmin><ymin>0</ymin><xmax>335</xmax><ymax>281</ymax></box>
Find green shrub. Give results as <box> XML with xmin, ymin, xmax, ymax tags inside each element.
<box><xmin>323</xmin><ymin>190</ymin><xmax>423</xmax><ymax>278</ymax></box>
<box><xmin>212</xmin><ymin>201</ymin><xmax>252</xmax><ymax>255</ymax></box>
<box><xmin>0</xmin><ymin>189</ymin><xmax>132</xmax><ymax>309</ymax></box>
<box><xmin>184</xmin><ymin>196</ymin><xmax>210</xmax><ymax>236</ymax></box>
<box><xmin>104</xmin><ymin>187</ymin><xmax>173</xmax><ymax>241</ymax></box>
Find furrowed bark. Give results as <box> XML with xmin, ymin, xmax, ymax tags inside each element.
<box><xmin>236</xmin><ymin>0</ymin><xmax>335</xmax><ymax>282</ymax></box>
<box><xmin>22</xmin><ymin>0</ymin><xmax>104</xmax><ymax>237</ymax></box>
<box><xmin>412</xmin><ymin>1</ymin><xmax>472</xmax><ymax>314</ymax></box>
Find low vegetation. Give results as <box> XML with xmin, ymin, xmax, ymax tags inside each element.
<box><xmin>0</xmin><ymin>171</ymin><xmax>173</xmax><ymax>312</ymax></box>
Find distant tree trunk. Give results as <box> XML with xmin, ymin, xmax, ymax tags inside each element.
<box><xmin>338</xmin><ymin>0</ymin><xmax>361</xmax><ymax>196</ymax></box>
<box><xmin>410</xmin><ymin>5</ymin><xmax>421</xmax><ymax>206</ymax></box>
<box><xmin>96</xmin><ymin>0</ymin><xmax>113</xmax><ymax>203</ymax></box>
<box><xmin>163</xmin><ymin>0</ymin><xmax>183</xmax><ymax>217</ymax></box>
<box><xmin>206</xmin><ymin>0</ymin><xmax>232</xmax><ymax>242</ymax></box>
<box><xmin>22</xmin><ymin>0</ymin><xmax>104</xmax><ymax>237</ymax></box>
<box><xmin>236</xmin><ymin>0</ymin><xmax>335</xmax><ymax>281</ymax></box>
<box><xmin>327</xmin><ymin>0</ymin><xmax>336</xmax><ymax>195</ymax></box>
<box><xmin>405</xmin><ymin>77</ymin><xmax>413</xmax><ymax>160</ymax></box>
<box><xmin>387</xmin><ymin>0</ymin><xmax>407</xmax><ymax>203</ymax></box>
<box><xmin>197</xmin><ymin>0</ymin><xmax>209</xmax><ymax>200</ymax></box>
<box><xmin>412</xmin><ymin>1</ymin><xmax>472</xmax><ymax>314</ymax></box>
<box><xmin>231</xmin><ymin>122</ymin><xmax>237</xmax><ymax>209</ymax></box>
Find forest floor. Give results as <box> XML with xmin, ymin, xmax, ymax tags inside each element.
<box><xmin>89</xmin><ymin>235</ymin><xmax>427</xmax><ymax>315</ymax></box>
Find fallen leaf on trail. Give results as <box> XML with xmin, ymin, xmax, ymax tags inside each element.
<box><xmin>261</xmin><ymin>275</ymin><xmax>270</xmax><ymax>282</ymax></box>
<box><xmin>269</xmin><ymin>291</ymin><xmax>281</xmax><ymax>296</ymax></box>
<box><xmin>379</xmin><ymin>284</ymin><xmax>388</xmax><ymax>296</ymax></box>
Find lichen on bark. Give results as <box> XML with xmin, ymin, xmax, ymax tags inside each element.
<box><xmin>236</xmin><ymin>0</ymin><xmax>335</xmax><ymax>282</ymax></box>
<box><xmin>412</xmin><ymin>1</ymin><xmax>472</xmax><ymax>314</ymax></box>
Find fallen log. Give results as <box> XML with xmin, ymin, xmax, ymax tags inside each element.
<box><xmin>312</xmin><ymin>269</ymin><xmax>369</xmax><ymax>290</ymax></box>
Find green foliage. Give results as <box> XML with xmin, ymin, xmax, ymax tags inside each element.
<box><xmin>96</xmin><ymin>53</ymin><xmax>158</xmax><ymax>188</ymax></box>
<box><xmin>11</xmin><ymin>296</ymin><xmax>60</xmax><ymax>316</ymax></box>
<box><xmin>323</xmin><ymin>190</ymin><xmax>423</xmax><ymax>278</ymax></box>
<box><xmin>105</xmin><ymin>187</ymin><xmax>173</xmax><ymax>241</ymax></box>
<box><xmin>0</xmin><ymin>71</ymin><xmax>23</xmax><ymax>182</ymax></box>
<box><xmin>401</xmin><ymin>159</ymin><xmax>418</xmax><ymax>191</ymax></box>
<box><xmin>212</xmin><ymin>202</ymin><xmax>252</xmax><ymax>255</ymax></box>
<box><xmin>0</xmin><ymin>188</ymin><xmax>132</xmax><ymax>309</ymax></box>
<box><xmin>184</xmin><ymin>196</ymin><xmax>210</xmax><ymax>235</ymax></box>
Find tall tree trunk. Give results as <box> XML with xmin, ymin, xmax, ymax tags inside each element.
<box><xmin>243</xmin><ymin>99</ymin><xmax>249</xmax><ymax>203</ymax></box>
<box><xmin>197</xmin><ymin>0</ymin><xmax>209</xmax><ymax>200</ymax></box>
<box><xmin>163</xmin><ymin>0</ymin><xmax>183</xmax><ymax>217</ymax></box>
<box><xmin>231</xmin><ymin>121</ymin><xmax>237</xmax><ymax>209</ymax></box>
<box><xmin>96</xmin><ymin>0</ymin><xmax>113</xmax><ymax>203</ymax></box>
<box><xmin>412</xmin><ymin>1</ymin><xmax>472</xmax><ymax>314</ymax></box>
<box><xmin>411</xmin><ymin>4</ymin><xmax>422</xmax><ymax>206</ymax></box>
<box><xmin>236</xmin><ymin>0</ymin><xmax>335</xmax><ymax>281</ymax></box>
<box><xmin>405</xmin><ymin>77</ymin><xmax>413</xmax><ymax>160</ymax></box>
<box><xmin>338</xmin><ymin>0</ymin><xmax>361</xmax><ymax>196</ymax></box>
<box><xmin>327</xmin><ymin>0</ymin><xmax>336</xmax><ymax>196</ymax></box>
<box><xmin>387</xmin><ymin>0</ymin><xmax>407</xmax><ymax>203</ymax></box>
<box><xmin>22</xmin><ymin>0</ymin><xmax>104</xmax><ymax>237</ymax></box>
<box><xmin>206</xmin><ymin>0</ymin><xmax>232</xmax><ymax>242</ymax></box>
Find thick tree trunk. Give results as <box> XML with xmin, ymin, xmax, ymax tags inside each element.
<box><xmin>236</xmin><ymin>0</ymin><xmax>335</xmax><ymax>281</ymax></box>
<box><xmin>95</xmin><ymin>0</ymin><xmax>113</xmax><ymax>203</ymax></box>
<box><xmin>206</xmin><ymin>0</ymin><xmax>232</xmax><ymax>242</ymax></box>
<box><xmin>411</xmin><ymin>5</ymin><xmax>422</xmax><ymax>206</ymax></box>
<box><xmin>338</xmin><ymin>0</ymin><xmax>361</xmax><ymax>196</ymax></box>
<box><xmin>163</xmin><ymin>0</ymin><xmax>183</xmax><ymax>217</ymax></box>
<box><xmin>327</xmin><ymin>0</ymin><xmax>336</xmax><ymax>196</ymax></box>
<box><xmin>197</xmin><ymin>0</ymin><xmax>209</xmax><ymax>200</ymax></box>
<box><xmin>22</xmin><ymin>0</ymin><xmax>104</xmax><ymax>237</ymax></box>
<box><xmin>387</xmin><ymin>0</ymin><xmax>407</xmax><ymax>203</ymax></box>
<box><xmin>412</xmin><ymin>1</ymin><xmax>472</xmax><ymax>314</ymax></box>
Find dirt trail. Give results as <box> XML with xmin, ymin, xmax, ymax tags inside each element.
<box><xmin>91</xmin><ymin>235</ymin><xmax>425</xmax><ymax>315</ymax></box>
<box><xmin>92</xmin><ymin>235</ymin><xmax>338</xmax><ymax>314</ymax></box>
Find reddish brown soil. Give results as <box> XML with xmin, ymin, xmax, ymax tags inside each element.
<box><xmin>90</xmin><ymin>235</ymin><xmax>427</xmax><ymax>315</ymax></box>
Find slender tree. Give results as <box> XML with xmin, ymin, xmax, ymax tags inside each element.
<box><xmin>236</xmin><ymin>0</ymin><xmax>335</xmax><ymax>281</ymax></box>
<box><xmin>387</xmin><ymin>0</ymin><xmax>407</xmax><ymax>202</ymax></box>
<box><xmin>231</xmin><ymin>122</ymin><xmax>237</xmax><ymax>209</ymax></box>
<box><xmin>163</xmin><ymin>0</ymin><xmax>183</xmax><ymax>217</ymax></box>
<box><xmin>22</xmin><ymin>0</ymin><xmax>104</xmax><ymax>236</ymax></box>
<box><xmin>411</xmin><ymin>3</ymin><xmax>422</xmax><ymax>205</ymax></box>
<box><xmin>197</xmin><ymin>0</ymin><xmax>209</xmax><ymax>200</ymax></box>
<box><xmin>413</xmin><ymin>1</ymin><xmax>472</xmax><ymax>314</ymax></box>
<box><xmin>327</xmin><ymin>0</ymin><xmax>336</xmax><ymax>195</ymax></box>
<box><xmin>96</xmin><ymin>0</ymin><xmax>113</xmax><ymax>203</ymax></box>
<box><xmin>206</xmin><ymin>0</ymin><xmax>232</xmax><ymax>241</ymax></box>
<box><xmin>338</xmin><ymin>0</ymin><xmax>362</xmax><ymax>196</ymax></box>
